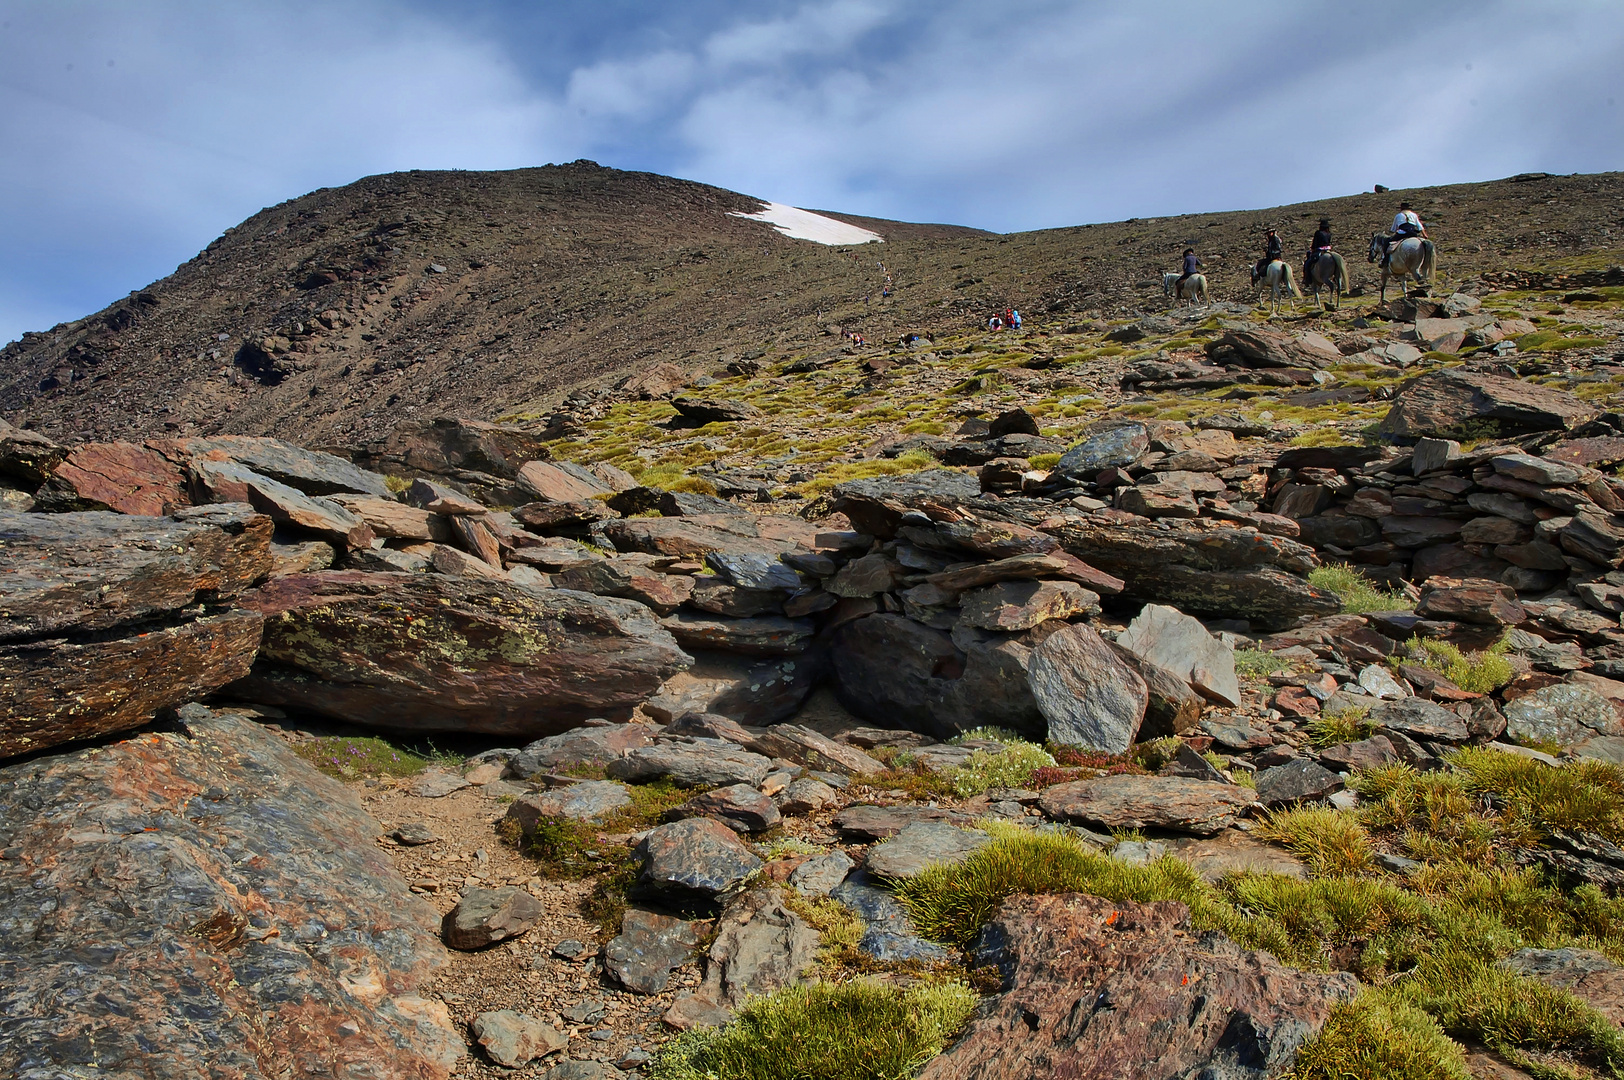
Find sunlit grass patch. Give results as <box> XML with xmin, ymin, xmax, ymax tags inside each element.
<box><xmin>295</xmin><ymin>735</ymin><xmax>446</xmax><ymax>779</ymax></box>
<box><xmin>1308</xmin><ymin>564</ymin><xmax>1412</xmax><ymax>614</ymax></box>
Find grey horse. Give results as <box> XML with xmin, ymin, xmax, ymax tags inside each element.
<box><xmin>1303</xmin><ymin>251</ymin><xmax>1350</xmax><ymax>311</ymax></box>
<box><xmin>1367</xmin><ymin>234</ymin><xmax>1436</xmax><ymax>302</ymax></box>
<box><xmin>1249</xmin><ymin>260</ymin><xmax>1300</xmax><ymax>316</ymax></box>
<box><xmin>1162</xmin><ymin>271</ymin><xmax>1208</xmax><ymax>306</ymax></box>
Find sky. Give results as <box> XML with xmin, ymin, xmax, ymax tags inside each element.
<box><xmin>1</xmin><ymin>0</ymin><xmax>1621</xmax><ymax>345</ymax></box>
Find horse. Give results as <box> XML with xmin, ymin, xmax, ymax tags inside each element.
<box><xmin>1303</xmin><ymin>250</ymin><xmax>1349</xmax><ymax>311</ymax></box>
<box><xmin>1162</xmin><ymin>271</ymin><xmax>1208</xmax><ymax>306</ymax></box>
<box><xmin>1249</xmin><ymin>260</ymin><xmax>1300</xmax><ymax>316</ymax></box>
<box><xmin>1367</xmin><ymin>234</ymin><xmax>1436</xmax><ymax>302</ymax></box>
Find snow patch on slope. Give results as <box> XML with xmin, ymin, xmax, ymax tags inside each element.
<box><xmin>728</xmin><ymin>202</ymin><xmax>883</xmax><ymax>245</ymax></box>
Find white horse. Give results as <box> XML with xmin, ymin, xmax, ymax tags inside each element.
<box><xmin>1303</xmin><ymin>251</ymin><xmax>1350</xmax><ymax>312</ymax></box>
<box><xmin>1367</xmin><ymin>234</ymin><xmax>1436</xmax><ymax>302</ymax></box>
<box><xmin>1162</xmin><ymin>271</ymin><xmax>1208</xmax><ymax>306</ymax></box>
<box><xmin>1249</xmin><ymin>260</ymin><xmax>1300</xmax><ymax>316</ymax></box>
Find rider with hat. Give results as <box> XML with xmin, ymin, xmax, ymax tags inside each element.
<box><xmin>1256</xmin><ymin>228</ymin><xmax>1283</xmax><ymax>281</ymax></box>
<box><xmin>1384</xmin><ymin>202</ymin><xmax>1426</xmax><ymax>266</ymax></box>
<box><xmin>1176</xmin><ymin>248</ymin><xmax>1201</xmax><ymax>295</ymax></box>
<box><xmin>1305</xmin><ymin>218</ymin><xmax>1333</xmax><ymax>283</ymax></box>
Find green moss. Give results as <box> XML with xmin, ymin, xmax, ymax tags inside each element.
<box><xmin>1288</xmin><ymin>993</ymin><xmax>1470</xmax><ymax>1080</ymax></box>
<box><xmin>294</xmin><ymin>735</ymin><xmax>442</xmax><ymax>779</ymax></box>
<box><xmin>649</xmin><ymin>980</ymin><xmax>977</xmax><ymax>1080</ymax></box>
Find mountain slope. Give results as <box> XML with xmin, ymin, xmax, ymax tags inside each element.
<box><xmin>1</xmin><ymin>162</ymin><xmax>1619</xmax><ymax>445</ymax></box>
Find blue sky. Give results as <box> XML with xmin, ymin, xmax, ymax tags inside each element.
<box><xmin>2</xmin><ymin>0</ymin><xmax>1621</xmax><ymax>345</ymax></box>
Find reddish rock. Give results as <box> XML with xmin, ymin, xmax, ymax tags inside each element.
<box><xmin>517</xmin><ymin>460</ymin><xmax>612</xmax><ymax>502</ymax></box>
<box><xmin>234</xmin><ymin>571</ymin><xmax>692</xmax><ymax>736</ymax></box>
<box><xmin>554</xmin><ymin>559</ymin><xmax>696</xmax><ymax>615</ymax></box>
<box><xmin>1378</xmin><ymin>369</ymin><xmax>1594</xmax><ymax>439</ymax></box>
<box><xmin>604</xmin><ymin>513</ymin><xmax>818</xmax><ymax>559</ymax></box>
<box><xmin>0</xmin><ymin>705</ymin><xmax>461</xmax><ymax>1079</ymax></box>
<box><xmin>327</xmin><ymin>494</ymin><xmax>446</xmax><ymax>541</ymax></box>
<box><xmin>1416</xmin><ymin>576</ymin><xmax>1526</xmax><ymax>626</ymax></box>
<box><xmin>449</xmin><ymin>514</ymin><xmax>504</xmax><ymax>566</ymax></box>
<box><xmin>925</xmin><ymin>551</ymin><xmax>1124</xmax><ymax>595</ymax></box>
<box><xmin>919</xmin><ymin>893</ymin><xmax>1357</xmax><ymax>1080</ymax></box>
<box><xmin>41</xmin><ymin>441</ymin><xmax>189</xmax><ymax>516</ymax></box>
<box><xmin>1273</xmin><ymin>685</ymin><xmax>1320</xmax><ymax>717</ymax></box>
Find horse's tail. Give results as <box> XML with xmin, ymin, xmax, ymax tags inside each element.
<box><xmin>1283</xmin><ymin>265</ymin><xmax>1300</xmax><ymax>298</ymax></box>
<box><xmin>1420</xmin><ymin>241</ymin><xmax>1436</xmax><ymax>284</ymax></box>
<box><xmin>1335</xmin><ymin>253</ymin><xmax>1349</xmax><ymax>292</ymax></box>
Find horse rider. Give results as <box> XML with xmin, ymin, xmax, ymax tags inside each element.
<box><xmin>1256</xmin><ymin>229</ymin><xmax>1283</xmax><ymax>281</ymax></box>
<box><xmin>1383</xmin><ymin>202</ymin><xmax>1426</xmax><ymax>267</ymax></box>
<box><xmin>1305</xmin><ymin>218</ymin><xmax>1333</xmax><ymax>282</ymax></box>
<box><xmin>1177</xmin><ymin>248</ymin><xmax>1201</xmax><ymax>294</ymax></box>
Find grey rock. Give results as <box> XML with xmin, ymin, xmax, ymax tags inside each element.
<box><xmin>1505</xmin><ymin>684</ymin><xmax>1618</xmax><ymax>747</ymax></box>
<box><xmin>1039</xmin><ymin>774</ymin><xmax>1253</xmax><ymax>836</ymax></box>
<box><xmin>505</xmin><ymin>781</ymin><xmax>633</xmax><ymax>826</ymax></box>
<box><xmin>509</xmin><ymin>723</ymin><xmax>657</xmax><ymax>778</ymax></box>
<box><xmin>707</xmin><ymin>551</ymin><xmax>802</xmax><ymax>591</ymax></box>
<box><xmin>1116</xmin><ymin>603</ymin><xmax>1240</xmax><ymax>707</ymax></box>
<box><xmin>542</xmin><ymin>1059</ymin><xmax>623</xmax><ymax>1080</ymax></box>
<box><xmin>778</xmin><ymin>776</ymin><xmax>839</xmax><ymax>816</ymax></box>
<box><xmin>864</xmin><ymin>822</ymin><xmax>991</xmax><ymax>880</ymax></box>
<box><xmin>473</xmin><ymin>1009</ymin><xmax>566</xmax><ymax>1068</ymax></box>
<box><xmin>633</xmin><ymin>818</ymin><xmax>763</xmax><ymax>901</ymax></box>
<box><xmin>603</xmin><ymin>909</ymin><xmax>704</xmax><ymax>994</ymax></box>
<box><xmin>393</xmin><ymin>822</ymin><xmax>440</xmax><ymax>846</ymax></box>
<box><xmin>675</xmin><ymin>783</ymin><xmax>782</xmax><ymax>833</ymax></box>
<box><xmin>788</xmin><ymin>850</ymin><xmax>855</xmax><ymax>896</ymax></box>
<box><xmin>832</xmin><ymin>803</ymin><xmax>974</xmax><ymax>842</ymax></box>
<box><xmin>1254</xmin><ymin>758</ymin><xmax>1345</xmax><ymax>807</ymax></box>
<box><xmin>444</xmin><ymin>887</ymin><xmax>543</xmax><ymax>950</ymax></box>
<box><xmin>830</xmin><ymin>874</ymin><xmax>951</xmax><ymax>963</ymax></box>
<box><xmin>1029</xmin><ymin>623</ymin><xmax>1148</xmax><ymax>752</ymax></box>
<box><xmin>1368</xmin><ymin>698</ymin><xmax>1471</xmax><ymax>743</ymax></box>
<box><xmin>661</xmin><ymin>611</ymin><xmax>817</xmax><ymax>655</ymax></box>
<box><xmin>408</xmin><ymin>769</ymin><xmax>472</xmax><ymax>798</ymax></box>
<box><xmin>698</xmin><ymin>887</ymin><xmax>820</xmax><ymax>1004</ymax></box>
<box><xmin>1056</xmin><ymin>424</ymin><xmax>1149</xmax><ymax>478</ymax></box>
<box><xmin>955</xmin><ymin>579</ymin><xmax>1098</xmax><ymax>631</ymax></box>
<box><xmin>608</xmin><ymin>739</ymin><xmax>774</xmax><ymax>788</ymax></box>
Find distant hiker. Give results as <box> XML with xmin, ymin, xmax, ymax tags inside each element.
<box><xmin>1305</xmin><ymin>218</ymin><xmax>1333</xmax><ymax>283</ymax></box>
<box><xmin>1004</xmin><ymin>308</ymin><xmax>1015</xmax><ymax>328</ymax></box>
<box><xmin>1383</xmin><ymin>202</ymin><xmax>1426</xmax><ymax>266</ymax></box>
<box><xmin>1010</xmin><ymin>309</ymin><xmax>1022</xmax><ymax>329</ymax></box>
<box><xmin>1256</xmin><ymin>228</ymin><xmax>1284</xmax><ymax>280</ymax></box>
<box><xmin>1176</xmin><ymin>249</ymin><xmax>1201</xmax><ymax>294</ymax></box>
<box><xmin>988</xmin><ymin>315</ymin><xmax>1004</xmax><ymax>331</ymax></box>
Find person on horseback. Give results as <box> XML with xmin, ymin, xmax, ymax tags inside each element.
<box><xmin>1383</xmin><ymin>203</ymin><xmax>1425</xmax><ymax>267</ymax></box>
<box><xmin>1256</xmin><ymin>229</ymin><xmax>1283</xmax><ymax>281</ymax></box>
<box><xmin>1177</xmin><ymin>248</ymin><xmax>1201</xmax><ymax>294</ymax></box>
<box><xmin>1305</xmin><ymin>218</ymin><xmax>1333</xmax><ymax>283</ymax></box>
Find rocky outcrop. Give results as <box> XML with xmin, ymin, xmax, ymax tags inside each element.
<box><xmin>919</xmin><ymin>893</ymin><xmax>1357</xmax><ymax>1080</ymax></box>
<box><xmin>1379</xmin><ymin>369</ymin><xmax>1594</xmax><ymax>439</ymax></box>
<box><xmin>0</xmin><ymin>506</ymin><xmax>273</xmax><ymax>757</ymax></box>
<box><xmin>0</xmin><ymin>705</ymin><xmax>462</xmax><ymax>1080</ymax></box>
<box><xmin>233</xmin><ymin>571</ymin><xmax>691</xmax><ymax>736</ymax></box>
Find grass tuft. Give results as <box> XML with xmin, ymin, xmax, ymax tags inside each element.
<box><xmin>648</xmin><ymin>979</ymin><xmax>977</xmax><ymax>1080</ymax></box>
<box><xmin>1287</xmin><ymin>992</ymin><xmax>1470</xmax><ymax>1080</ymax></box>
<box><xmin>1408</xmin><ymin>637</ymin><xmax>1514</xmax><ymax>694</ymax></box>
<box><xmin>1307</xmin><ymin>707</ymin><xmax>1373</xmax><ymax>747</ymax></box>
<box><xmin>1235</xmin><ymin>647</ymin><xmax>1292</xmax><ymax>678</ymax></box>
<box><xmin>1308</xmin><ymin>564</ymin><xmax>1412</xmax><ymax>614</ymax></box>
<box><xmin>1260</xmin><ymin>807</ymin><xmax>1376</xmax><ymax>876</ymax></box>
<box><xmin>294</xmin><ymin>735</ymin><xmax>445</xmax><ymax>779</ymax></box>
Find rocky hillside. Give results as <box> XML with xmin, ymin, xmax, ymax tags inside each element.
<box><xmin>1</xmin><ymin>163</ymin><xmax>1619</xmax><ymax>447</ymax></box>
<box><xmin>5</xmin><ymin>167</ymin><xmax>1624</xmax><ymax>1080</ymax></box>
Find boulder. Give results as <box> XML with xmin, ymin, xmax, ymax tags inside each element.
<box><xmin>828</xmin><ymin>471</ymin><xmax>983</xmax><ymax>538</ymax></box>
<box><xmin>554</xmin><ymin>559</ymin><xmax>695</xmax><ymax>615</ymax></box>
<box><xmin>234</xmin><ymin>571</ymin><xmax>691</xmax><ymax>736</ymax></box>
<box><xmin>1379</xmin><ymin>369</ymin><xmax>1594</xmax><ymax>439</ymax></box>
<box><xmin>352</xmin><ymin>416</ymin><xmax>554</xmax><ymax>482</ymax></box>
<box><xmin>472</xmin><ymin>1010</ymin><xmax>566</xmax><ymax>1068</ymax></box>
<box><xmin>1368</xmin><ymin>698</ymin><xmax>1471</xmax><ymax>743</ymax></box>
<box><xmin>633</xmin><ymin>818</ymin><xmax>763</xmax><ymax>902</ymax></box>
<box><xmin>1254</xmin><ymin>759</ymin><xmax>1345</xmax><ymax>807</ymax></box>
<box><xmin>1115</xmin><ymin>651</ymin><xmax>1205</xmax><ymax>739</ymax></box>
<box><xmin>165</xmin><ymin>435</ymin><xmax>392</xmax><ymax>497</ymax></box>
<box><xmin>405</xmin><ymin>477</ymin><xmax>487</xmax><ymax>515</ymax></box>
<box><xmin>864</xmin><ymin>822</ymin><xmax>990</xmax><ymax>880</ymax></box>
<box><xmin>1115</xmin><ymin>604</ymin><xmax>1240</xmax><ymax>707</ymax></box>
<box><xmin>660</xmin><ymin>611</ymin><xmax>816</xmax><ymax>655</ymax></box>
<box><xmin>504</xmin><ymin>781</ymin><xmax>633</xmax><ymax>825</ymax></box>
<box><xmin>1028</xmin><ymin>624</ymin><xmax>1148</xmax><ymax>752</ymax></box>
<box><xmin>1416</xmin><ymin>577</ymin><xmax>1526</xmax><ymax>625</ymax></box>
<box><xmin>443</xmin><ymin>887</ymin><xmax>544</xmax><ymax>950</ymax></box>
<box><xmin>236</xmin><ymin>467</ymin><xmax>374</xmax><ymax>549</ymax></box>
<box><xmin>918</xmin><ymin>893</ymin><xmax>1358</xmax><ymax>1080</ymax></box>
<box><xmin>508</xmin><ymin>724</ymin><xmax>658</xmax><ymax>777</ymax></box>
<box><xmin>1504</xmin><ymin>684</ymin><xmax>1619</xmax><ymax>747</ymax></box>
<box><xmin>670</xmin><ymin>396</ymin><xmax>763</xmax><ymax>424</ymax></box>
<box><xmin>779</xmin><ymin>777</ymin><xmax>840</xmax><ymax>817</ymax></box>
<box><xmin>644</xmin><ymin>650</ymin><xmax>825</xmax><ymax>727</ymax></box>
<box><xmin>0</xmin><ymin>705</ymin><xmax>461</xmax><ymax>1079</ymax></box>
<box><xmin>0</xmin><ymin>417</ymin><xmax>65</xmax><ymax>486</ymax></box>
<box><xmin>603</xmin><ymin>910</ymin><xmax>705</xmax><ymax>995</ymax></box>
<box><xmin>1054</xmin><ymin>424</ymin><xmax>1149</xmax><ymax>478</ymax></box>
<box><xmin>517</xmin><ymin>460</ymin><xmax>613</xmax><ymax>502</ymax></box>
<box><xmin>39</xmin><ymin>441</ymin><xmax>189</xmax><ymax>515</ymax></box>
<box><xmin>1038</xmin><ymin>775</ymin><xmax>1253</xmax><ymax>836</ymax></box>
<box><xmin>675</xmin><ymin>783</ymin><xmax>782</xmax><ymax>834</ymax></box>
<box><xmin>788</xmin><ymin>850</ymin><xmax>854</xmax><ymax>895</ymax></box>
<box><xmin>607</xmin><ymin>740</ymin><xmax>774</xmax><ymax>788</ymax></box>
<box><xmin>830</xmin><ymin>614</ymin><xmax>1047</xmax><ymax>739</ymax></box>
<box><xmin>0</xmin><ymin>506</ymin><xmax>273</xmax><ymax>757</ymax></box>
<box><xmin>1205</xmin><ymin>327</ymin><xmax>1342</xmax><ymax>368</ymax></box>
<box><xmin>604</xmin><ymin>513</ymin><xmax>818</xmax><ymax>558</ymax></box>
<box><xmin>695</xmin><ymin>886</ymin><xmax>819</xmax><ymax>1004</ymax></box>
<box><xmin>1047</xmin><ymin>521</ymin><xmax>1336</xmax><ymax>629</ymax></box>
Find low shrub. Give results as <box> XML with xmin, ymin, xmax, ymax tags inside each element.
<box><xmin>1287</xmin><ymin>992</ymin><xmax>1470</xmax><ymax>1080</ymax></box>
<box><xmin>1234</xmin><ymin>647</ymin><xmax>1292</xmax><ymax>678</ymax></box>
<box><xmin>294</xmin><ymin>735</ymin><xmax>442</xmax><ymax>779</ymax></box>
<box><xmin>1409</xmin><ymin>638</ymin><xmax>1514</xmax><ymax>694</ymax></box>
<box><xmin>648</xmin><ymin>979</ymin><xmax>977</xmax><ymax>1080</ymax></box>
<box><xmin>945</xmin><ymin>741</ymin><xmax>1057</xmax><ymax>796</ymax></box>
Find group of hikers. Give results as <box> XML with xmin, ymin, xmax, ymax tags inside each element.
<box><xmin>1172</xmin><ymin>200</ymin><xmax>1429</xmax><ymax>301</ymax></box>
<box><xmin>987</xmin><ymin>308</ymin><xmax>1022</xmax><ymax>331</ymax></box>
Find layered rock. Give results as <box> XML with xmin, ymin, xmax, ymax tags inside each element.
<box><xmin>0</xmin><ymin>705</ymin><xmax>461</xmax><ymax>1079</ymax></box>
<box><xmin>234</xmin><ymin>571</ymin><xmax>691</xmax><ymax>736</ymax></box>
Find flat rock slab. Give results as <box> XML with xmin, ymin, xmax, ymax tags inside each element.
<box><xmin>1116</xmin><ymin>604</ymin><xmax>1240</xmax><ymax>707</ymax></box>
<box><xmin>788</xmin><ymin>850</ymin><xmax>855</xmax><ymax>896</ymax></box>
<box><xmin>505</xmin><ymin>781</ymin><xmax>633</xmax><ymax>826</ymax></box>
<box><xmin>607</xmin><ymin>739</ymin><xmax>774</xmax><ymax>788</ymax></box>
<box><xmin>829</xmin><ymin>874</ymin><xmax>951</xmax><ymax>963</ymax></box>
<box><xmin>444</xmin><ymin>886</ymin><xmax>544</xmax><ymax>950</ymax></box>
<box><xmin>1038</xmin><ymin>775</ymin><xmax>1253</xmax><ymax>836</ymax></box>
<box><xmin>508</xmin><ymin>723</ymin><xmax>657</xmax><ymax>777</ymax></box>
<box><xmin>603</xmin><ymin>909</ymin><xmax>705</xmax><ymax>994</ymax></box>
<box><xmin>743</xmin><ymin>723</ymin><xmax>882</xmax><ymax>776</ymax></box>
<box><xmin>603</xmin><ymin>513</ymin><xmax>818</xmax><ymax>559</ymax></box>
<box><xmin>660</xmin><ymin>611</ymin><xmax>816</xmax><ymax>655</ymax></box>
<box><xmin>1505</xmin><ymin>683</ymin><xmax>1619</xmax><ymax>747</ymax></box>
<box><xmin>919</xmin><ymin>893</ymin><xmax>1357</xmax><ymax>1080</ymax></box>
<box><xmin>1029</xmin><ymin>623</ymin><xmax>1148</xmax><ymax>753</ymax></box>
<box><xmin>41</xmin><ymin>440</ymin><xmax>189</xmax><ymax>515</ymax></box>
<box><xmin>1254</xmin><ymin>758</ymin><xmax>1345</xmax><ymax>807</ymax></box>
<box><xmin>1169</xmin><ymin>833</ymin><xmax>1308</xmax><ymax>882</ymax></box>
<box><xmin>695</xmin><ymin>887</ymin><xmax>820</xmax><ymax>1005</ymax></box>
<box><xmin>0</xmin><ymin>505</ymin><xmax>272</xmax><ymax>642</ymax></box>
<box><xmin>829</xmin><ymin>470</ymin><xmax>983</xmax><ymax>538</ymax></box>
<box><xmin>634</xmin><ymin>818</ymin><xmax>763</xmax><ymax>901</ymax></box>
<box><xmin>166</xmin><ymin>434</ymin><xmax>392</xmax><ymax>497</ymax></box>
<box><xmin>0</xmin><ymin>704</ymin><xmax>461</xmax><ymax>1080</ymax></box>
<box><xmin>408</xmin><ymin>769</ymin><xmax>472</xmax><ymax>798</ymax></box>
<box><xmin>1379</xmin><ymin>369</ymin><xmax>1594</xmax><ymax>439</ymax></box>
<box><xmin>865</xmin><ymin>822</ymin><xmax>990</xmax><ymax>880</ymax></box>
<box><xmin>1368</xmin><ymin>698</ymin><xmax>1471</xmax><ymax>743</ymax></box>
<box><xmin>675</xmin><ymin>783</ymin><xmax>782</xmax><ymax>833</ymax></box>
<box><xmin>832</xmin><ymin>804</ymin><xmax>976</xmax><ymax>842</ymax></box>
<box><xmin>235</xmin><ymin>571</ymin><xmax>691</xmax><ymax>737</ymax></box>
